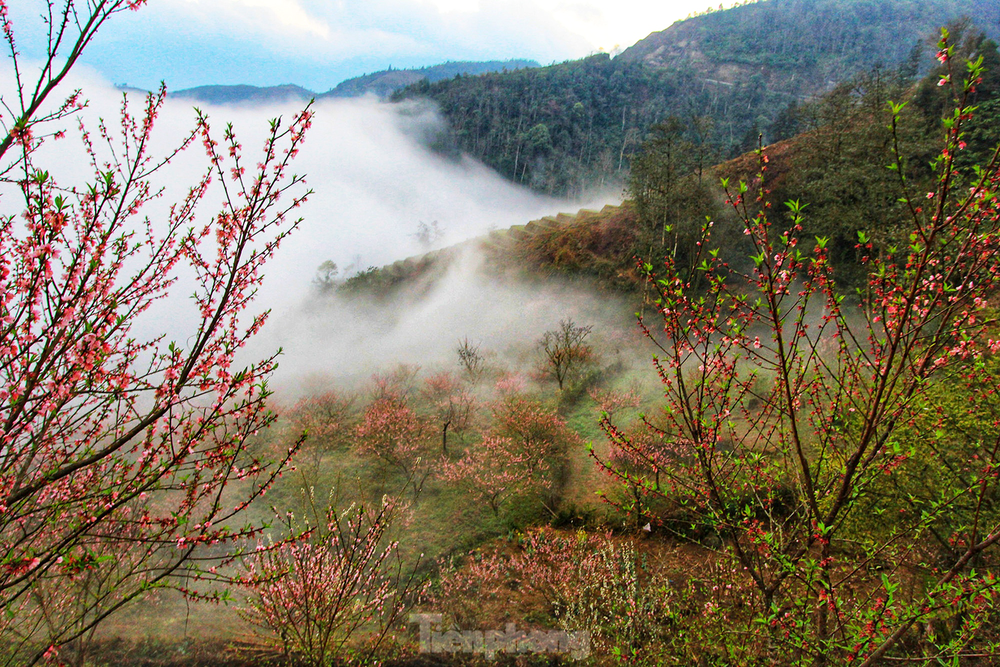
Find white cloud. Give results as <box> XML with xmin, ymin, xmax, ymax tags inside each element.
<box><xmin>71</xmin><ymin>0</ymin><xmax>591</xmax><ymax>89</ymax></box>
<box><xmin>178</xmin><ymin>0</ymin><xmax>330</xmax><ymax>38</ymax></box>
<box><xmin>546</xmin><ymin>0</ymin><xmax>746</xmax><ymax>53</ymax></box>
<box><xmin>234</xmin><ymin>0</ymin><xmax>331</xmax><ymax>38</ymax></box>
<box><xmin>421</xmin><ymin>0</ymin><xmax>483</xmax><ymax>12</ymax></box>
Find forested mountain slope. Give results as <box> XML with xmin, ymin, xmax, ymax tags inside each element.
<box><xmin>393</xmin><ymin>0</ymin><xmax>1000</xmax><ymax>196</ymax></box>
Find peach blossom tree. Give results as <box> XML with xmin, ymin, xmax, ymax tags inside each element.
<box><xmin>0</xmin><ymin>2</ymin><xmax>313</xmax><ymax>662</ymax></box>
<box><xmin>592</xmin><ymin>31</ymin><xmax>1000</xmax><ymax>664</ymax></box>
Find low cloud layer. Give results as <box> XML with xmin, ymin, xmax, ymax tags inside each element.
<box><xmin>3</xmin><ymin>71</ymin><xmax>624</xmax><ymax>390</ymax></box>
<box><xmin>220</xmin><ymin>93</ymin><xmax>628</xmax><ymax>390</ymax></box>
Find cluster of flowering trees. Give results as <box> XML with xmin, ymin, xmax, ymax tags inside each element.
<box><xmin>279</xmin><ymin>390</ymin><xmax>355</xmax><ymax>491</ymax></box>
<box><xmin>285</xmin><ymin>363</ymin><xmax>577</xmax><ymax>522</ymax></box>
<box><xmin>236</xmin><ymin>361</ymin><xmax>583</xmax><ymax>663</ymax></box>
<box><xmin>592</xmin><ymin>29</ymin><xmax>1000</xmax><ymax>663</ymax></box>
<box><xmin>440</xmin><ymin>392</ymin><xmax>579</xmax><ymax>516</ymax></box>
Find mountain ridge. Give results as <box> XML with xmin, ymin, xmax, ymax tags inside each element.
<box><xmin>169</xmin><ymin>84</ymin><xmax>314</xmax><ymax>106</ymax></box>
<box><xmin>168</xmin><ymin>59</ymin><xmax>540</xmax><ymax>106</ymax></box>
<box><xmin>323</xmin><ymin>59</ymin><xmax>539</xmax><ymax>99</ymax></box>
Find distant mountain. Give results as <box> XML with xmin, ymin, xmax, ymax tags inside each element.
<box><xmin>170</xmin><ymin>84</ymin><xmax>315</xmax><ymax>106</ymax></box>
<box><xmin>168</xmin><ymin>60</ymin><xmax>539</xmax><ymax>106</ymax></box>
<box><xmin>321</xmin><ymin>60</ymin><xmax>539</xmax><ymax>99</ymax></box>
<box><xmin>394</xmin><ymin>0</ymin><xmax>1000</xmax><ymax>197</ymax></box>
<box><xmin>114</xmin><ymin>84</ymin><xmax>151</xmax><ymax>96</ymax></box>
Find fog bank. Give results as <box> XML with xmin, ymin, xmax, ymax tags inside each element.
<box><xmin>2</xmin><ymin>69</ymin><xmax>624</xmax><ymax>387</ymax></box>
<box><xmin>259</xmin><ymin>247</ymin><xmax>635</xmax><ymax>393</ymax></box>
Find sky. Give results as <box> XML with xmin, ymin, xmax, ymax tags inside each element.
<box><xmin>11</xmin><ymin>0</ymin><xmax>741</xmax><ymax>91</ymax></box>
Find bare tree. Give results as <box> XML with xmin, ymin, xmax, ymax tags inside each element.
<box><xmin>539</xmin><ymin>319</ymin><xmax>594</xmax><ymax>390</ymax></box>
<box><xmin>456</xmin><ymin>337</ymin><xmax>486</xmax><ymax>383</ymax></box>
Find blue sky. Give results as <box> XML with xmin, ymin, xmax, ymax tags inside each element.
<box><xmin>11</xmin><ymin>0</ymin><xmax>738</xmax><ymax>91</ymax></box>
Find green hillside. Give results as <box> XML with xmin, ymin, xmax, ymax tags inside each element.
<box><xmin>620</xmin><ymin>0</ymin><xmax>1000</xmax><ymax>95</ymax></box>
<box><xmin>394</xmin><ymin>0</ymin><xmax>1000</xmax><ymax>196</ymax></box>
